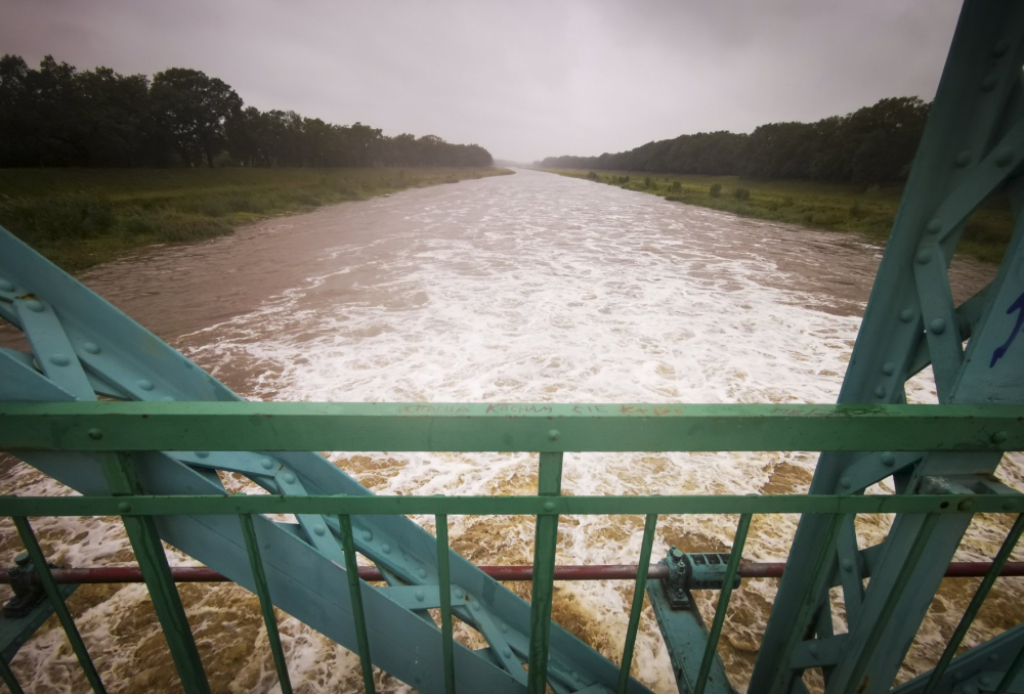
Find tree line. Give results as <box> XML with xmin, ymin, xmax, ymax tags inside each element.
<box><xmin>0</xmin><ymin>55</ymin><xmax>493</xmax><ymax>169</ymax></box>
<box><xmin>540</xmin><ymin>96</ymin><xmax>930</xmax><ymax>184</ymax></box>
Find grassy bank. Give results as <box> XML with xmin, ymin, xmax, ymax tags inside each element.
<box><xmin>0</xmin><ymin>167</ymin><xmax>511</xmax><ymax>272</ymax></box>
<box><xmin>546</xmin><ymin>169</ymin><xmax>1012</xmax><ymax>264</ymax></box>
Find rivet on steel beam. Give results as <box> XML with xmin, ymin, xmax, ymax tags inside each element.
<box><xmin>992</xmin><ymin>431</ymin><xmax>1009</xmax><ymax>444</ymax></box>
<box><xmin>314</xmin><ymin>524</ymin><xmax>326</xmax><ymax>536</ymax></box>
<box><xmin>989</xmin><ymin>654</ymin><xmax>1000</xmax><ymax>663</ymax></box>
<box><xmin>841</xmin><ymin>560</ymin><xmax>854</xmax><ymax>572</ymax></box>
<box><xmin>954</xmin><ymin>150</ymin><xmax>972</xmax><ymax>167</ymax></box>
<box><xmin>874</xmin><ymin>385</ymin><xmax>887</xmax><ymax>398</ymax></box>
<box><xmin>981</xmin><ymin>73</ymin><xmax>997</xmax><ymax>91</ymax></box>
<box><xmin>572</xmin><ymin>670</ymin><xmax>580</xmax><ymax>681</ymax></box>
<box><xmin>414</xmin><ymin>589</ymin><xmax>425</xmax><ymax>602</ymax></box>
<box><xmin>547</xmin><ymin>429</ymin><xmax>560</xmax><ymax>441</ymax></box>
<box><xmin>282</xmin><ymin>472</ymin><xmax>296</xmax><ymax>484</ymax></box>
<box><xmin>24</xmin><ymin>300</ymin><xmax>44</xmax><ymax>312</ymax></box>
<box><xmin>995</xmin><ymin>148</ymin><xmax>1014</xmax><ymax>167</ymax></box>
<box><xmin>881</xmin><ymin>361</ymin><xmax>896</xmax><ymax>375</ymax></box>
<box><xmin>900</xmin><ymin>308</ymin><xmax>915</xmax><ymax>322</ymax></box>
<box><xmin>471</xmin><ymin>600</ymin><xmax>481</xmax><ymax>611</ymax></box>
<box><xmin>117</xmin><ymin>502</ymin><xmax>132</xmax><ymax>513</ymax></box>
<box><xmin>87</xmin><ymin>428</ymin><xmax>103</xmax><ymax>440</ymax></box>
<box><xmin>808</xmin><ymin>644</ymin><xmax>820</xmax><ymax>658</ymax></box>
<box><xmin>381</xmin><ymin>543</ymin><xmax>391</xmax><ymax>554</ymax></box>
<box><xmin>1004</xmin><ymin>501</ymin><xmax>1017</xmax><ymax>511</ymax></box>
<box><xmin>958</xmin><ymin>499</ymin><xmax>976</xmax><ymax>512</ymax></box>
<box><xmin>137</xmin><ymin>379</ymin><xmax>154</xmax><ymax>391</ymax></box>
<box><xmin>0</xmin><ymin>278</ymin><xmax>13</xmax><ymax>291</ymax></box>
<box><xmin>82</xmin><ymin>342</ymin><xmax>100</xmax><ymax>354</ymax></box>
<box><xmin>260</xmin><ymin>458</ymin><xmax>273</xmax><ymax>469</ymax></box>
<box><xmin>504</xmin><ymin>648</ymin><xmax>513</xmax><ymax>659</ymax></box>
<box><xmin>880</xmin><ymin>451</ymin><xmax>895</xmax><ymax>467</ymax></box>
<box><xmin>980</xmin><ymin>674</ymin><xmax>995</xmax><ymax>687</ymax></box>
<box><xmin>993</xmin><ymin>40</ymin><xmax>1009</xmax><ymax>57</ymax></box>
<box><xmin>543</xmin><ymin>501</ymin><xmax>556</xmax><ymax>511</ymax></box>
<box><xmin>916</xmin><ymin>249</ymin><xmax>933</xmax><ymax>264</ymax></box>
<box><xmin>839</xmin><ymin>477</ymin><xmax>852</xmax><ymax>489</ymax></box>
<box><xmin>49</xmin><ymin>354</ymin><xmax>70</xmax><ymax>366</ymax></box>
<box><xmin>362</xmin><ymin>530</ymin><xmax>373</xmax><ymax>541</ymax></box>
<box><xmin>929</xmin><ymin>319</ymin><xmax>947</xmax><ymax>334</ymax></box>
<box><xmin>195</xmin><ymin>451</ymin><xmax>209</xmax><ymax>459</ymax></box>
<box><xmin>926</xmin><ymin>218</ymin><xmax>942</xmax><ymax>234</ymax></box>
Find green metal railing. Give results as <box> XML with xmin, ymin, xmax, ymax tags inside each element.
<box><xmin>1</xmin><ymin>401</ymin><xmax>1022</xmax><ymax>693</ymax></box>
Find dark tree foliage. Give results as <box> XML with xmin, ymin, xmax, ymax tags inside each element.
<box><xmin>0</xmin><ymin>54</ymin><xmax>493</xmax><ymax>169</ymax></box>
<box><xmin>541</xmin><ymin>97</ymin><xmax>930</xmax><ymax>185</ymax></box>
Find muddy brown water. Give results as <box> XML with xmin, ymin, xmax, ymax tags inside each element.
<box><xmin>0</xmin><ymin>169</ymin><xmax>1019</xmax><ymax>693</ymax></box>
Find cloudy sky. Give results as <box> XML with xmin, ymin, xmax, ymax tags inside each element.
<box><xmin>1</xmin><ymin>0</ymin><xmax>962</xmax><ymax>162</ymax></box>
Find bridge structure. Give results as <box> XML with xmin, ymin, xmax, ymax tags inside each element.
<box><xmin>1</xmin><ymin>0</ymin><xmax>1024</xmax><ymax>692</ymax></box>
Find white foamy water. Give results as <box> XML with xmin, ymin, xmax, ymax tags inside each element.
<box><xmin>1</xmin><ymin>169</ymin><xmax>1019</xmax><ymax>693</ymax></box>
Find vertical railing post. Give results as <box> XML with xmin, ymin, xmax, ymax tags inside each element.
<box><xmin>616</xmin><ymin>513</ymin><xmax>659</xmax><ymax>694</ymax></box>
<box><xmin>97</xmin><ymin>453</ymin><xmax>210</xmax><ymax>694</ymax></box>
<box><xmin>694</xmin><ymin>513</ymin><xmax>752</xmax><ymax>694</ymax></box>
<box><xmin>338</xmin><ymin>514</ymin><xmax>376</xmax><ymax>694</ymax></box>
<box><xmin>527</xmin><ymin>451</ymin><xmax>563</xmax><ymax>694</ymax></box>
<box><xmin>436</xmin><ymin>514</ymin><xmax>456</xmax><ymax>694</ymax></box>
<box><xmin>13</xmin><ymin>516</ymin><xmax>106</xmax><ymax>694</ymax></box>
<box><xmin>0</xmin><ymin>653</ymin><xmax>24</xmax><ymax>694</ymax></box>
<box><xmin>238</xmin><ymin>514</ymin><xmax>293</xmax><ymax>694</ymax></box>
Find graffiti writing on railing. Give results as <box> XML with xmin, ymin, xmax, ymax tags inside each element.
<box><xmin>990</xmin><ymin>290</ymin><xmax>1024</xmax><ymax>368</ymax></box>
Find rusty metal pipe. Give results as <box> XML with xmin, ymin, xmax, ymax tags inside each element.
<box><xmin>2</xmin><ymin>561</ymin><xmax>1022</xmax><ymax>585</ymax></box>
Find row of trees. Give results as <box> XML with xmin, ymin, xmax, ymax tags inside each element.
<box><xmin>540</xmin><ymin>97</ymin><xmax>930</xmax><ymax>184</ymax></box>
<box><xmin>0</xmin><ymin>55</ymin><xmax>493</xmax><ymax>169</ymax></box>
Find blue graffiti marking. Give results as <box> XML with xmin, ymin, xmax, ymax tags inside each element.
<box><xmin>990</xmin><ymin>290</ymin><xmax>1024</xmax><ymax>368</ymax></box>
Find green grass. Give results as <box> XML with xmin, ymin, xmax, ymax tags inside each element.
<box><xmin>547</xmin><ymin>169</ymin><xmax>1013</xmax><ymax>264</ymax></box>
<box><xmin>0</xmin><ymin>167</ymin><xmax>512</xmax><ymax>272</ymax></box>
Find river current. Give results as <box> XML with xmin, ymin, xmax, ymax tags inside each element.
<box><xmin>1</xmin><ymin>168</ymin><xmax>1020</xmax><ymax>693</ymax></box>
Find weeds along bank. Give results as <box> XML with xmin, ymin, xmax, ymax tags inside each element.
<box><xmin>0</xmin><ymin>167</ymin><xmax>511</xmax><ymax>272</ymax></box>
<box><xmin>548</xmin><ymin>169</ymin><xmax>1013</xmax><ymax>264</ymax></box>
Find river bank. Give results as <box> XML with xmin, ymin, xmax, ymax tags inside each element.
<box><xmin>0</xmin><ymin>167</ymin><xmax>511</xmax><ymax>272</ymax></box>
<box><xmin>543</xmin><ymin>169</ymin><xmax>1012</xmax><ymax>264</ymax></box>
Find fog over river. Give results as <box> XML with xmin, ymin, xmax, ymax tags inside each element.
<box><xmin>2</xmin><ymin>169</ymin><xmax>1021</xmax><ymax>693</ymax></box>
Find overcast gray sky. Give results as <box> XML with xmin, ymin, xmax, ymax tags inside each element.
<box><xmin>1</xmin><ymin>0</ymin><xmax>962</xmax><ymax>162</ymax></box>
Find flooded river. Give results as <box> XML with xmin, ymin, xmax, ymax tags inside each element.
<box><xmin>1</xmin><ymin>168</ymin><xmax>1020</xmax><ymax>693</ymax></box>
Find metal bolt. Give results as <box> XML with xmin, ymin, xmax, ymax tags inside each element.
<box><xmin>382</xmin><ymin>543</ymin><xmax>391</xmax><ymax>554</ymax></box>
<box><xmin>916</xmin><ymin>249</ymin><xmax>933</xmax><ymax>265</ymax></box>
<box><xmin>24</xmin><ymin>300</ymin><xmax>44</xmax><ymax>312</ymax></box>
<box><xmin>926</xmin><ymin>218</ymin><xmax>942</xmax><ymax>234</ymax></box>
<box><xmin>417</xmin><ymin>567</ymin><xmax>427</xmax><ymax>578</ymax></box>
<box><xmin>543</xmin><ymin>501</ymin><xmax>556</xmax><ymax>512</ymax></box>
<box><xmin>841</xmin><ymin>560</ymin><xmax>854</xmax><ymax>572</ymax></box>
<box><xmin>454</xmin><ymin>588</ymin><xmax>463</xmax><ymax>599</ymax></box>
<box><xmin>981</xmin><ymin>73</ymin><xmax>997</xmax><ymax>91</ymax></box>
<box><xmin>808</xmin><ymin>644</ymin><xmax>820</xmax><ymax>658</ymax></box>
<box><xmin>671</xmin><ymin>548</ymin><xmax>684</xmax><ymax>559</ymax></box>
<box><xmin>362</xmin><ymin>530</ymin><xmax>373</xmax><ymax>542</ymax></box>
<box><xmin>14</xmin><ymin>552</ymin><xmax>30</xmax><ymax>567</ymax></box>
<box><xmin>929</xmin><ymin>318</ymin><xmax>947</xmax><ymax>335</ymax></box>
<box><xmin>471</xmin><ymin>600</ymin><xmax>481</xmax><ymax>611</ymax></box>
<box><xmin>880</xmin><ymin>451</ymin><xmax>895</xmax><ymax>467</ymax></box>
<box><xmin>992</xmin><ymin>430</ymin><xmax>1009</xmax><ymax>444</ymax></box>
<box><xmin>954</xmin><ymin>150</ymin><xmax>972</xmax><ymax>167</ymax></box>
<box><xmin>874</xmin><ymin>385</ymin><xmax>887</xmax><ymax>398</ymax></box>
<box><xmin>900</xmin><ymin>308</ymin><xmax>915</xmax><ymax>323</ymax></box>
<box><xmin>88</xmin><ymin>428</ymin><xmax>103</xmax><ymax>440</ymax></box>
<box><xmin>548</xmin><ymin>429</ymin><xmax>560</xmax><ymax>441</ymax></box>
<box><xmin>195</xmin><ymin>451</ymin><xmax>209</xmax><ymax>459</ymax></box>
<box><xmin>49</xmin><ymin>354</ymin><xmax>70</xmax><ymax>367</ymax></box>
<box><xmin>839</xmin><ymin>477</ymin><xmax>852</xmax><ymax>489</ymax></box>
<box><xmin>957</xmin><ymin>499</ymin><xmax>976</xmax><ymax>512</ymax></box>
<box><xmin>995</xmin><ymin>149</ymin><xmax>1014</xmax><ymax>167</ymax></box>
<box><xmin>137</xmin><ymin>379</ymin><xmax>154</xmax><ymax>391</ymax></box>
<box><xmin>414</xmin><ymin>589</ymin><xmax>425</xmax><ymax>602</ymax></box>
<box><xmin>503</xmin><ymin>648</ymin><xmax>512</xmax><ymax>658</ymax></box>
<box><xmin>260</xmin><ymin>458</ymin><xmax>274</xmax><ymax>469</ymax></box>
<box><xmin>881</xmin><ymin>361</ymin><xmax>896</xmax><ymax>376</ymax></box>
<box><xmin>282</xmin><ymin>472</ymin><xmax>296</xmax><ymax>484</ymax></box>
<box><xmin>993</xmin><ymin>39</ymin><xmax>1009</xmax><ymax>57</ymax></box>
<box><xmin>118</xmin><ymin>502</ymin><xmax>132</xmax><ymax>513</ymax></box>
<box><xmin>314</xmin><ymin>524</ymin><xmax>326</xmax><ymax>536</ymax></box>
<box><xmin>82</xmin><ymin>342</ymin><xmax>101</xmax><ymax>354</ymax></box>
<box><xmin>0</xmin><ymin>279</ymin><xmax>13</xmax><ymax>292</ymax></box>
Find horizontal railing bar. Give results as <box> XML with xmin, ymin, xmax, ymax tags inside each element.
<box><xmin>0</xmin><ymin>402</ymin><xmax>1020</xmax><ymax>452</ymax></box>
<box><xmin>5</xmin><ymin>560</ymin><xmax>1023</xmax><ymax>585</ymax></box>
<box><xmin>0</xmin><ymin>493</ymin><xmax>1020</xmax><ymax>516</ymax></box>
